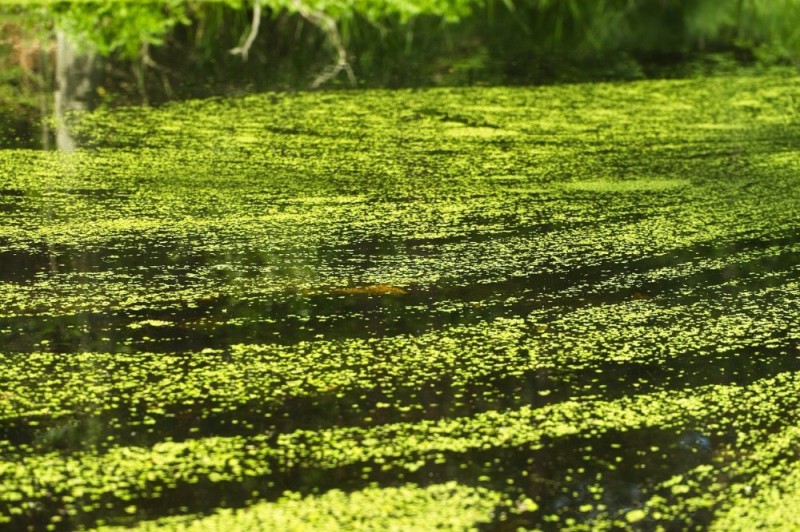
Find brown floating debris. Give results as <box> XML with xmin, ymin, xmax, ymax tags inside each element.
<box><xmin>333</xmin><ymin>284</ymin><xmax>408</xmax><ymax>296</ymax></box>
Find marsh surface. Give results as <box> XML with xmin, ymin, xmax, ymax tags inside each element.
<box><xmin>2</xmin><ymin>75</ymin><xmax>800</xmax><ymax>530</ymax></box>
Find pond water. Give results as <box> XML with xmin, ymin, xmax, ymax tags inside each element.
<box><xmin>2</xmin><ymin>75</ymin><xmax>800</xmax><ymax>530</ymax></box>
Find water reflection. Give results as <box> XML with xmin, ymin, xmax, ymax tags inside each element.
<box><xmin>54</xmin><ymin>31</ymin><xmax>102</xmax><ymax>151</ymax></box>
<box><xmin>2</xmin><ymin>228</ymin><xmax>798</xmax><ymax>351</ymax></box>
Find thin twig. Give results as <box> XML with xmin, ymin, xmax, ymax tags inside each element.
<box><xmin>290</xmin><ymin>0</ymin><xmax>356</xmax><ymax>87</ymax></box>
<box><xmin>230</xmin><ymin>0</ymin><xmax>262</xmax><ymax>60</ymax></box>
<box><xmin>141</xmin><ymin>44</ymin><xmax>172</xmax><ymax>74</ymax></box>
<box><xmin>141</xmin><ymin>42</ymin><xmax>175</xmax><ymax>98</ymax></box>
<box><xmin>229</xmin><ymin>0</ymin><xmax>356</xmax><ymax>87</ymax></box>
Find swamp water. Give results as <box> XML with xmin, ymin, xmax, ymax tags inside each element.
<box><xmin>2</xmin><ymin>75</ymin><xmax>800</xmax><ymax>529</ymax></box>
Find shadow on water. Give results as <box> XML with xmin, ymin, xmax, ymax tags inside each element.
<box><xmin>3</xmin><ymin>424</ymin><xmax>727</xmax><ymax>531</ymax></box>
<box><xmin>0</xmin><ymin>205</ymin><xmax>637</xmax><ymax>284</ymax></box>
<box><xmin>3</xmin><ymin>335</ymin><xmax>797</xmax><ymax>456</ymax></box>
<box><xmin>0</xmin><ymin>233</ymin><xmax>206</xmax><ymax>284</ymax></box>
<box><xmin>0</xmin><ymin>189</ymin><xmax>26</xmax><ymax>213</ymax></box>
<box><xmin>1</xmin><ymin>228</ymin><xmax>799</xmax><ymax>353</ymax></box>
<box><xmin>2</xmin><ymin>220</ymin><xmax>799</xmax><ymax>458</ymax></box>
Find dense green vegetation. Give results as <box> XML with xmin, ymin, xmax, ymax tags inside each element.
<box><xmin>3</xmin><ymin>0</ymin><xmax>800</xmax><ymax>101</ymax></box>
<box><xmin>2</xmin><ymin>73</ymin><xmax>800</xmax><ymax>529</ymax></box>
<box><xmin>3</xmin><ymin>1</ymin><xmax>800</xmax><ymax>149</ymax></box>
<box><xmin>3</xmin><ymin>1</ymin><xmax>800</xmax><ymax>530</ymax></box>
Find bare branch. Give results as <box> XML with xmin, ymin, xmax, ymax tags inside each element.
<box><xmin>290</xmin><ymin>0</ymin><xmax>356</xmax><ymax>88</ymax></box>
<box><xmin>230</xmin><ymin>0</ymin><xmax>262</xmax><ymax>61</ymax></box>
<box><xmin>141</xmin><ymin>43</ymin><xmax>175</xmax><ymax>99</ymax></box>
<box><xmin>229</xmin><ymin>0</ymin><xmax>356</xmax><ymax>87</ymax></box>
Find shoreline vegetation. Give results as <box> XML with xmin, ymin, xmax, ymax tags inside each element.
<box><xmin>2</xmin><ymin>1</ymin><xmax>800</xmax><ymax>147</ymax></box>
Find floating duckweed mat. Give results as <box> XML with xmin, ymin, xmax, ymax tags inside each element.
<box><xmin>2</xmin><ymin>74</ymin><xmax>800</xmax><ymax>530</ymax></box>
<box><xmin>95</xmin><ymin>482</ymin><xmax>503</xmax><ymax>531</ymax></box>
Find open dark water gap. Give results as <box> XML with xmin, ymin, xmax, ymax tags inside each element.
<box><xmin>1</xmin><ymin>227</ymin><xmax>797</xmax><ymax>352</ymax></box>
<box><xmin>6</xmin><ymin>426</ymin><xmax>723</xmax><ymax>531</ymax></box>
<box><xmin>2</xmin><ymin>341</ymin><xmax>797</xmax><ymax>457</ymax></box>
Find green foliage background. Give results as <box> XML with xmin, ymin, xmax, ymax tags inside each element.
<box><xmin>37</xmin><ymin>1</ymin><xmax>800</xmax><ymax>61</ymax></box>
<box><xmin>2</xmin><ymin>0</ymin><xmax>800</xmax><ymax>107</ymax></box>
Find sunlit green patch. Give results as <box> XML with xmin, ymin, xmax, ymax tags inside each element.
<box><xmin>93</xmin><ymin>482</ymin><xmax>502</xmax><ymax>531</ymax></box>
<box><xmin>443</xmin><ymin>124</ymin><xmax>518</xmax><ymax>138</ymax></box>
<box><xmin>709</xmin><ymin>437</ymin><xmax>800</xmax><ymax>531</ymax></box>
<box><xmin>628</xmin><ymin>421</ymin><xmax>800</xmax><ymax>531</ymax></box>
<box><xmin>562</xmin><ymin>178</ymin><xmax>690</xmax><ymax>193</ymax></box>
<box><xmin>128</xmin><ymin>320</ymin><xmax>174</xmax><ymax>329</ymax></box>
<box><xmin>2</xmin><ymin>371</ymin><xmax>800</xmax><ymax>529</ymax></box>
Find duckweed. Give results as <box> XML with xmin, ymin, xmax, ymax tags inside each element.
<box><xmin>94</xmin><ymin>482</ymin><xmax>502</xmax><ymax>531</ymax></box>
<box><xmin>2</xmin><ymin>74</ymin><xmax>800</xmax><ymax>529</ymax></box>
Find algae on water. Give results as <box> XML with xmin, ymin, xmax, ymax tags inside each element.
<box><xmin>1</xmin><ymin>74</ymin><xmax>800</xmax><ymax>530</ymax></box>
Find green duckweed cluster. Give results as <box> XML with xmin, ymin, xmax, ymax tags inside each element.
<box><xmin>2</xmin><ymin>74</ymin><xmax>800</xmax><ymax>530</ymax></box>
<box><xmin>94</xmin><ymin>482</ymin><xmax>503</xmax><ymax>531</ymax></box>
